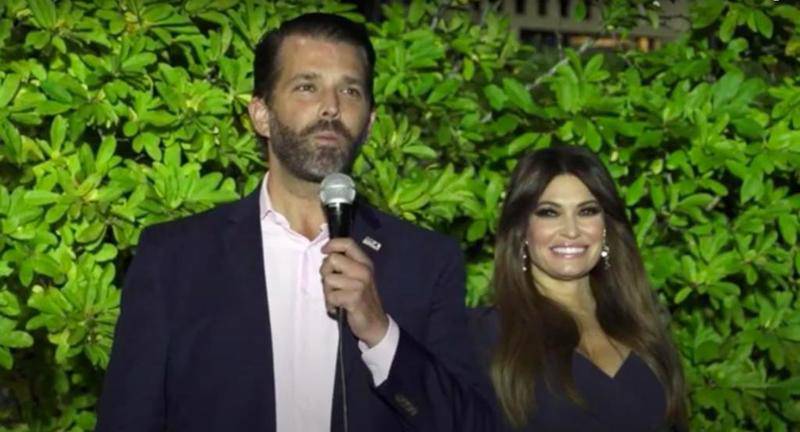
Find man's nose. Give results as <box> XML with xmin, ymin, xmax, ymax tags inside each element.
<box><xmin>319</xmin><ymin>88</ymin><xmax>340</xmax><ymax>120</ymax></box>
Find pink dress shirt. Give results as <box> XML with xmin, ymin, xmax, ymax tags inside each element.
<box><xmin>259</xmin><ymin>174</ymin><xmax>399</xmax><ymax>431</ymax></box>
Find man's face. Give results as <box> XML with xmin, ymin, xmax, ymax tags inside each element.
<box><xmin>257</xmin><ymin>35</ymin><xmax>373</xmax><ymax>183</ymax></box>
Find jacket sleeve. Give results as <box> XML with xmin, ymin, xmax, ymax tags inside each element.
<box><xmin>373</xmin><ymin>241</ymin><xmax>499</xmax><ymax>432</ymax></box>
<box><xmin>95</xmin><ymin>227</ymin><xmax>168</xmax><ymax>432</ymax></box>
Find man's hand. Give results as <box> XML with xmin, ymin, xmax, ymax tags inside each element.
<box><xmin>320</xmin><ymin>238</ymin><xmax>389</xmax><ymax>348</ymax></box>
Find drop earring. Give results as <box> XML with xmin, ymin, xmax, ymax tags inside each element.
<box><xmin>600</xmin><ymin>230</ymin><xmax>610</xmax><ymax>270</ymax></box>
<box><xmin>521</xmin><ymin>241</ymin><xmax>529</xmax><ymax>272</ymax></box>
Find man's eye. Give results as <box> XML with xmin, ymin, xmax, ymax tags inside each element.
<box><xmin>343</xmin><ymin>87</ymin><xmax>361</xmax><ymax>97</ymax></box>
<box><xmin>296</xmin><ymin>84</ymin><xmax>315</xmax><ymax>92</ymax></box>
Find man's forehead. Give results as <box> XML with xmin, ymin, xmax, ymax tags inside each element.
<box><xmin>276</xmin><ymin>35</ymin><xmax>369</xmax><ymax>74</ymax></box>
<box><xmin>282</xmin><ymin>34</ymin><xmax>347</xmax><ymax>51</ymax></box>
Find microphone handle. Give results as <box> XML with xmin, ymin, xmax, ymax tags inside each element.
<box><xmin>336</xmin><ymin>306</ymin><xmax>348</xmax><ymax>432</ymax></box>
<box><xmin>325</xmin><ymin>202</ymin><xmax>352</xmax><ymax>238</ymax></box>
<box><xmin>324</xmin><ymin>201</ymin><xmax>352</xmax><ymax>432</ymax></box>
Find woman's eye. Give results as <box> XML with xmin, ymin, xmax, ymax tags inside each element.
<box><xmin>534</xmin><ymin>208</ymin><xmax>558</xmax><ymax>217</ymax></box>
<box><xmin>580</xmin><ymin>206</ymin><xmax>601</xmax><ymax>216</ymax></box>
<box><xmin>296</xmin><ymin>84</ymin><xmax>315</xmax><ymax>92</ymax></box>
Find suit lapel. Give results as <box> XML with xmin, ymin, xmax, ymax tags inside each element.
<box><xmin>222</xmin><ymin>194</ymin><xmax>386</xmax><ymax>432</ymax></box>
<box><xmin>222</xmin><ymin>189</ymin><xmax>277</xmax><ymax>432</ymax></box>
<box><xmin>346</xmin><ymin>201</ymin><xmax>384</xmax><ymax>379</ymax></box>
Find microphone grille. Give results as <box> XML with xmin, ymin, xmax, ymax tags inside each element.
<box><xmin>320</xmin><ymin>173</ymin><xmax>356</xmax><ymax>205</ymax></box>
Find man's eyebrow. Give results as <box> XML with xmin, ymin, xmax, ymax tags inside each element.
<box><xmin>287</xmin><ymin>72</ymin><xmax>320</xmax><ymax>83</ymax></box>
<box><xmin>341</xmin><ymin>75</ymin><xmax>365</xmax><ymax>86</ymax></box>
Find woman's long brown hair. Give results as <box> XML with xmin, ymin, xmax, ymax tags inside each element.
<box><xmin>490</xmin><ymin>145</ymin><xmax>687</xmax><ymax>429</ymax></box>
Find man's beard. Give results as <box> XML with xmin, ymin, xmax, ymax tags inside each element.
<box><xmin>268</xmin><ymin>114</ymin><xmax>368</xmax><ymax>183</ymax></box>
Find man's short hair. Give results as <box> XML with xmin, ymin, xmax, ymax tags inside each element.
<box><xmin>252</xmin><ymin>13</ymin><xmax>376</xmax><ymax>107</ymax></box>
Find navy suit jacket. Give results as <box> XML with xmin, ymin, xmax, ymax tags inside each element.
<box><xmin>96</xmin><ymin>189</ymin><xmax>493</xmax><ymax>431</ymax></box>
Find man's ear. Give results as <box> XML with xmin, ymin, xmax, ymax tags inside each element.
<box><xmin>248</xmin><ymin>96</ymin><xmax>271</xmax><ymax>138</ymax></box>
<box><xmin>366</xmin><ymin>109</ymin><xmax>376</xmax><ymax>137</ymax></box>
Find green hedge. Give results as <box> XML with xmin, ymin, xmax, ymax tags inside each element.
<box><xmin>0</xmin><ymin>0</ymin><xmax>798</xmax><ymax>430</ymax></box>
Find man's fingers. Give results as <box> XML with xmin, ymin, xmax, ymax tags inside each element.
<box><xmin>320</xmin><ymin>253</ymin><xmax>371</xmax><ymax>281</ymax></box>
<box><xmin>322</xmin><ymin>238</ymin><xmax>372</xmax><ymax>267</ymax></box>
<box><xmin>321</xmin><ymin>273</ymin><xmax>363</xmax><ymax>294</ymax></box>
<box><xmin>324</xmin><ymin>284</ymin><xmax>361</xmax><ymax>311</ymax></box>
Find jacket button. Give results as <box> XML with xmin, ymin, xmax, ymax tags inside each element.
<box><xmin>394</xmin><ymin>394</ymin><xmax>418</xmax><ymax>417</ymax></box>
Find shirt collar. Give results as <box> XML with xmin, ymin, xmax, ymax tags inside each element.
<box><xmin>259</xmin><ymin>172</ymin><xmax>329</xmax><ymax>240</ymax></box>
<box><xmin>258</xmin><ymin>172</ymin><xmax>273</xmax><ymax>221</ymax></box>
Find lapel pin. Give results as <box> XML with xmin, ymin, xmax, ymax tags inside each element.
<box><xmin>362</xmin><ymin>236</ymin><xmax>382</xmax><ymax>251</ymax></box>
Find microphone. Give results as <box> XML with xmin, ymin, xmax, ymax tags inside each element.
<box><xmin>320</xmin><ymin>173</ymin><xmax>356</xmax><ymax>238</ymax></box>
<box><xmin>319</xmin><ymin>172</ymin><xmax>355</xmax><ymax>432</ymax></box>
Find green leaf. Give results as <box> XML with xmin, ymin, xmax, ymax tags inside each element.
<box><xmin>144</xmin><ymin>4</ymin><xmax>174</xmax><ymax>22</ymax></box>
<box><xmin>573</xmin><ymin>0</ymin><xmax>587</xmax><ymax>21</ymax></box>
<box><xmin>0</xmin><ymin>73</ymin><xmax>21</xmax><ymax>108</ymax></box>
<box><xmin>725</xmin><ymin>160</ymin><xmax>749</xmax><ymax>179</ymax></box>
<box><xmin>796</xmin><ymin>250</ymin><xmax>800</xmax><ymax>274</ymax></box>
<box><xmin>402</xmin><ymin>144</ymin><xmax>437</xmax><ymax>159</ymax></box>
<box><xmin>462</xmin><ymin>58</ymin><xmax>474</xmax><ymax>81</ymax></box>
<box><xmin>29</xmin><ymin>0</ymin><xmax>57</xmax><ymax>28</ymax></box>
<box><xmin>94</xmin><ymin>244</ymin><xmax>118</xmax><ymax>262</ymax></box>
<box><xmin>164</xmin><ymin>144</ymin><xmax>181</xmax><ymax>166</ymax></box>
<box><xmin>507</xmin><ymin>132</ymin><xmax>538</xmax><ymax>156</ymax></box>
<box><xmin>0</xmin><ymin>330</ymin><xmax>34</xmax><ymax>348</ymax></box>
<box><xmin>777</xmin><ymin>214</ymin><xmax>797</xmax><ymax>246</ymax></box>
<box><xmin>0</xmin><ymin>347</ymin><xmax>12</xmax><ymax>369</ymax></box>
<box><xmin>426</xmin><ymin>80</ymin><xmax>459</xmax><ymax>104</ymax></box>
<box><xmin>49</xmin><ymin>115</ymin><xmax>68</xmax><ymax>151</ymax></box>
<box><xmin>740</xmin><ymin>174</ymin><xmax>763</xmax><ymax>203</ymax></box>
<box><xmin>674</xmin><ymin>287</ymin><xmax>692</xmax><ymax>304</ymax></box>
<box><xmin>96</xmin><ymin>136</ymin><xmax>117</xmax><ymax>168</ymax></box>
<box><xmin>779</xmin><ymin>325</ymin><xmax>800</xmax><ymax>342</ymax></box>
<box><xmin>554</xmin><ymin>76</ymin><xmax>579</xmax><ymax>113</ymax></box>
<box><xmin>692</xmin><ymin>0</ymin><xmax>726</xmax><ymax>28</ymax></box>
<box><xmin>483</xmin><ymin>84</ymin><xmax>507</xmax><ymax>111</ymax></box>
<box><xmin>133</xmin><ymin>132</ymin><xmax>160</xmax><ymax>155</ymax></box>
<box><xmin>719</xmin><ymin>11</ymin><xmax>738</xmax><ymax>42</ymax></box>
<box><xmin>625</xmin><ymin>175</ymin><xmax>647</xmax><ymax>206</ymax></box>
<box><xmin>407</xmin><ymin>0</ymin><xmax>425</xmax><ymax>24</ymax></box>
<box><xmin>731</xmin><ymin>118</ymin><xmax>764</xmax><ymax>138</ymax></box>
<box><xmin>24</xmin><ymin>190</ymin><xmax>60</xmax><ymax>206</ymax></box>
<box><xmin>0</xmin><ymin>291</ymin><xmax>21</xmax><ymax>317</ymax></box>
<box><xmin>45</xmin><ymin>204</ymin><xmax>69</xmax><ymax>223</ymax></box>
<box><xmin>714</xmin><ymin>71</ymin><xmax>743</xmax><ymax>107</ymax></box>
<box><xmin>753</xmin><ymin>10</ymin><xmax>773</xmax><ymax>38</ymax></box>
<box><xmin>122</xmin><ymin>53</ymin><xmax>158</xmax><ymax>73</ymax></box>
<box><xmin>25</xmin><ymin>30</ymin><xmax>50</xmax><ymax>49</ymax></box>
<box><xmin>466</xmin><ymin>219</ymin><xmax>487</xmax><ymax>242</ymax></box>
<box><xmin>38</xmin><ymin>100</ymin><xmax>71</xmax><ymax>115</ymax></box>
<box><xmin>502</xmin><ymin>78</ymin><xmax>535</xmax><ymax>114</ymax></box>
<box><xmin>584</xmin><ymin>121</ymin><xmax>601</xmax><ymax>151</ymax></box>
<box><xmin>650</xmin><ymin>182</ymin><xmax>665</xmax><ymax>208</ymax></box>
<box><xmin>41</xmin><ymin>79</ymin><xmax>73</xmax><ymax>104</ymax></box>
<box><xmin>32</xmin><ymin>255</ymin><xmax>62</xmax><ymax>279</ymax></box>
<box><xmin>0</xmin><ymin>262</ymin><xmax>12</xmax><ymax>279</ymax></box>
<box><xmin>677</xmin><ymin>193</ymin><xmax>714</xmax><ymax>210</ymax></box>
<box><xmin>76</xmin><ymin>222</ymin><xmax>106</xmax><ymax>243</ymax></box>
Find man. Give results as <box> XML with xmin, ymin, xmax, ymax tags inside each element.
<box><xmin>96</xmin><ymin>13</ymin><xmax>491</xmax><ymax>432</ymax></box>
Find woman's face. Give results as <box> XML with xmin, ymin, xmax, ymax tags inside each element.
<box><xmin>525</xmin><ymin>174</ymin><xmax>605</xmax><ymax>284</ymax></box>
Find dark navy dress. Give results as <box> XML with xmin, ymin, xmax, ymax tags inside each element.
<box><xmin>523</xmin><ymin>351</ymin><xmax>668</xmax><ymax>431</ymax></box>
<box><xmin>468</xmin><ymin>307</ymin><xmax>674</xmax><ymax>432</ymax></box>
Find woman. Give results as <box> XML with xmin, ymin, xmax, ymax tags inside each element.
<box><xmin>489</xmin><ymin>145</ymin><xmax>687</xmax><ymax>431</ymax></box>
